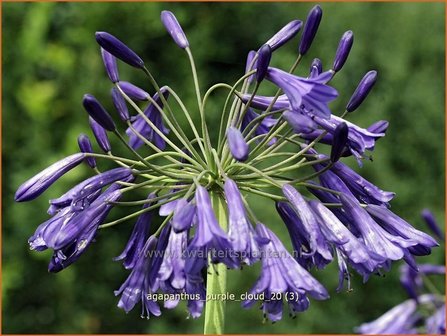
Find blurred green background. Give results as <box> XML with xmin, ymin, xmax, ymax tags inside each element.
<box><xmin>2</xmin><ymin>2</ymin><xmax>445</xmax><ymax>334</ymax></box>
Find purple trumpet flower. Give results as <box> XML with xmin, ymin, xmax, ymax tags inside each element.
<box><xmin>276</xmin><ymin>201</ymin><xmax>332</xmax><ymax>270</ymax></box>
<box><xmin>161</xmin><ymin>11</ymin><xmax>189</xmax><ymax>49</ymax></box>
<box><xmin>299</xmin><ymin>5</ymin><xmax>323</xmax><ymax>55</ymax></box>
<box><xmin>48</xmin><ymin>186</ymin><xmax>122</xmax><ymax>272</ymax></box>
<box><xmin>126</xmin><ymin>87</ymin><xmax>170</xmax><ymax>150</ymax></box>
<box><xmin>265</xmin><ymin>20</ymin><xmax>302</xmax><ymax>51</ymax></box>
<box><xmin>245</xmin><ymin>50</ymin><xmax>257</xmax><ymax>84</ymax></box>
<box><xmin>339</xmin><ymin>193</ymin><xmax>418</xmax><ymax>264</ymax></box>
<box><xmin>77</xmin><ymin>134</ymin><xmax>96</xmax><ymax>168</ymax></box>
<box><xmin>48</xmin><ymin>167</ymin><xmax>132</xmax><ymax>215</ymax></box>
<box><xmin>115</xmin><ymin>193</ymin><xmax>156</xmax><ymax>269</ymax></box>
<box><xmin>241</xmin><ymin>108</ymin><xmax>277</xmax><ymax>145</ymax></box>
<box><xmin>227</xmin><ymin>126</ymin><xmax>249</xmax><ymax>162</ymax></box>
<box><xmin>346</xmin><ymin>70</ymin><xmax>377</xmax><ymax>113</ymax></box>
<box><xmin>82</xmin><ymin>94</ymin><xmax>116</xmax><ymax>131</ymax></box>
<box><xmin>256</xmin><ymin>44</ymin><xmax>272</xmax><ymax>83</ymax></box>
<box><xmin>421</xmin><ymin>209</ymin><xmax>444</xmax><ymax>240</ymax></box>
<box><xmin>242</xmin><ymin>223</ymin><xmax>328</xmax><ymax>321</ymax></box>
<box><xmin>158</xmin><ymin>229</ymin><xmax>187</xmax><ymax>290</ymax></box>
<box><xmin>283</xmin><ymin>110</ymin><xmax>317</xmax><ymax>134</ymax></box>
<box><xmin>282</xmin><ymin>184</ymin><xmax>333</xmax><ymax>267</ymax></box>
<box><xmin>265</xmin><ymin>67</ymin><xmax>338</xmax><ymax>119</ymax></box>
<box><xmin>356</xmin><ymin>298</ymin><xmax>419</xmax><ymax>334</ymax></box>
<box><xmin>332</xmin><ymin>31</ymin><xmax>354</xmax><ymax>72</ymax></box>
<box><xmin>89</xmin><ymin>117</ymin><xmax>112</xmax><ymax>153</ymax></box>
<box><xmin>185</xmin><ymin>185</ymin><xmax>238</xmax><ymax>274</ymax></box>
<box><xmin>101</xmin><ymin>48</ymin><xmax>119</xmax><ymax>83</ymax></box>
<box><xmin>15</xmin><ymin>153</ymin><xmax>85</xmax><ymax>202</ymax></box>
<box><xmin>224</xmin><ymin>178</ymin><xmax>262</xmax><ymax>265</ymax></box>
<box><xmin>111</xmin><ymin>87</ymin><xmax>130</xmax><ymax>121</ymax></box>
<box><xmin>118</xmin><ymin>81</ymin><xmax>150</xmax><ymax>101</ymax></box>
<box><xmin>330</xmin><ymin>122</ymin><xmax>348</xmax><ymax>162</ymax></box>
<box><xmin>171</xmin><ymin>198</ymin><xmax>196</xmax><ymax>233</ymax></box>
<box><xmin>95</xmin><ymin>31</ymin><xmax>144</xmax><ymax>69</ymax></box>
<box><xmin>309</xmin><ymin>200</ymin><xmax>385</xmax><ymax>284</ymax></box>
<box><xmin>115</xmin><ymin>235</ymin><xmax>161</xmax><ymax>318</ymax></box>
<box><xmin>366</xmin><ymin>205</ymin><xmax>438</xmax><ymax>255</ymax></box>
<box><xmin>148</xmin><ymin>225</ymin><xmax>172</xmax><ymax>292</ymax></box>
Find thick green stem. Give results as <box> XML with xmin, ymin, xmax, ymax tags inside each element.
<box><xmin>204</xmin><ymin>193</ymin><xmax>227</xmax><ymax>335</ymax></box>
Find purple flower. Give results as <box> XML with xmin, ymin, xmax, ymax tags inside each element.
<box><xmin>48</xmin><ymin>186</ymin><xmax>122</xmax><ymax>272</ymax></box>
<box><xmin>101</xmin><ymin>48</ymin><xmax>119</xmax><ymax>83</ymax></box>
<box><xmin>330</xmin><ymin>122</ymin><xmax>348</xmax><ymax>162</ymax></box>
<box><xmin>241</xmin><ymin>108</ymin><xmax>277</xmax><ymax>145</ymax></box>
<box><xmin>421</xmin><ymin>209</ymin><xmax>444</xmax><ymax>241</ymax></box>
<box><xmin>227</xmin><ymin>126</ymin><xmax>249</xmax><ymax>162</ymax></box>
<box><xmin>118</xmin><ymin>81</ymin><xmax>150</xmax><ymax>101</ymax></box>
<box><xmin>161</xmin><ymin>11</ymin><xmax>189</xmax><ymax>49</ymax></box>
<box><xmin>95</xmin><ymin>31</ymin><xmax>144</xmax><ymax>69</ymax></box>
<box><xmin>276</xmin><ymin>201</ymin><xmax>332</xmax><ymax>270</ymax></box>
<box><xmin>242</xmin><ymin>223</ymin><xmax>328</xmax><ymax>321</ymax></box>
<box><xmin>48</xmin><ymin>167</ymin><xmax>132</xmax><ymax>215</ymax></box>
<box><xmin>115</xmin><ymin>235</ymin><xmax>161</xmax><ymax>318</ymax></box>
<box><xmin>158</xmin><ymin>229</ymin><xmax>187</xmax><ymax>290</ymax></box>
<box><xmin>299</xmin><ymin>5</ymin><xmax>323</xmax><ymax>55</ymax></box>
<box><xmin>224</xmin><ymin>178</ymin><xmax>262</xmax><ymax>265</ymax></box>
<box><xmin>77</xmin><ymin>134</ymin><xmax>96</xmax><ymax>168</ymax></box>
<box><xmin>309</xmin><ymin>58</ymin><xmax>322</xmax><ymax>76</ymax></box>
<box><xmin>265</xmin><ymin>20</ymin><xmax>302</xmax><ymax>51</ymax></box>
<box><xmin>426</xmin><ymin>304</ymin><xmax>446</xmax><ymax>334</ymax></box>
<box><xmin>89</xmin><ymin>117</ymin><xmax>112</xmax><ymax>153</ymax></box>
<box><xmin>332</xmin><ymin>31</ymin><xmax>354</xmax><ymax>72</ymax></box>
<box><xmin>171</xmin><ymin>198</ymin><xmax>196</xmax><ymax>233</ymax></box>
<box><xmin>15</xmin><ymin>153</ymin><xmax>85</xmax><ymax>202</ymax></box>
<box><xmin>111</xmin><ymin>87</ymin><xmax>130</xmax><ymax>121</ymax></box>
<box><xmin>367</xmin><ymin>120</ymin><xmax>389</xmax><ymax>134</ymax></box>
<box><xmin>115</xmin><ymin>193</ymin><xmax>156</xmax><ymax>269</ymax></box>
<box><xmin>185</xmin><ymin>186</ymin><xmax>238</xmax><ymax>274</ymax></box>
<box><xmin>346</xmin><ymin>70</ymin><xmax>377</xmax><ymax>113</ymax></box>
<box><xmin>399</xmin><ymin>263</ymin><xmax>445</xmax><ymax>302</ymax></box>
<box><xmin>281</xmin><ymin>184</ymin><xmax>333</xmax><ymax>268</ymax></box>
<box><xmin>266</xmin><ymin>67</ymin><xmax>338</xmax><ymax>119</ymax></box>
<box><xmin>256</xmin><ymin>44</ymin><xmax>272</xmax><ymax>83</ymax></box>
<box><xmin>356</xmin><ymin>298</ymin><xmax>418</xmax><ymax>334</ymax></box>
<box><xmin>283</xmin><ymin>110</ymin><xmax>317</xmax><ymax>134</ymax></box>
<box><xmin>242</xmin><ymin>93</ymin><xmax>289</xmax><ymax>111</ymax></box>
<box><xmin>244</xmin><ymin>50</ymin><xmax>257</xmax><ymax>84</ymax></box>
<box><xmin>82</xmin><ymin>94</ymin><xmax>116</xmax><ymax>131</ymax></box>
<box><xmin>126</xmin><ymin>87</ymin><xmax>170</xmax><ymax>150</ymax></box>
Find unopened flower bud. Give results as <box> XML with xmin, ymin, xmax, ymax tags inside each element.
<box><xmin>332</xmin><ymin>31</ymin><xmax>354</xmax><ymax>72</ymax></box>
<box><xmin>330</xmin><ymin>122</ymin><xmax>348</xmax><ymax>162</ymax></box>
<box><xmin>77</xmin><ymin>134</ymin><xmax>96</xmax><ymax>168</ymax></box>
<box><xmin>346</xmin><ymin>70</ymin><xmax>377</xmax><ymax>112</ymax></box>
<box><xmin>227</xmin><ymin>127</ymin><xmax>249</xmax><ymax>162</ymax></box>
<box><xmin>299</xmin><ymin>5</ymin><xmax>323</xmax><ymax>55</ymax></box>
<box><xmin>111</xmin><ymin>87</ymin><xmax>130</xmax><ymax>121</ymax></box>
<box><xmin>82</xmin><ymin>94</ymin><xmax>116</xmax><ymax>131</ymax></box>
<box><xmin>118</xmin><ymin>81</ymin><xmax>150</xmax><ymax>101</ymax></box>
<box><xmin>101</xmin><ymin>48</ymin><xmax>119</xmax><ymax>83</ymax></box>
<box><xmin>161</xmin><ymin>11</ymin><xmax>189</xmax><ymax>49</ymax></box>
<box><xmin>266</xmin><ymin>20</ymin><xmax>302</xmax><ymax>51</ymax></box>
<box><xmin>256</xmin><ymin>44</ymin><xmax>272</xmax><ymax>83</ymax></box>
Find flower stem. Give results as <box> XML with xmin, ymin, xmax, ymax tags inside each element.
<box><xmin>204</xmin><ymin>192</ymin><xmax>227</xmax><ymax>335</ymax></box>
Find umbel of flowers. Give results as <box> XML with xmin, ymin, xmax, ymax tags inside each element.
<box><xmin>15</xmin><ymin>6</ymin><xmax>439</xmax><ymax>334</ymax></box>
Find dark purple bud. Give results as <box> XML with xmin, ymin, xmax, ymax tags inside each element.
<box><xmin>117</xmin><ymin>81</ymin><xmax>150</xmax><ymax>101</ymax></box>
<box><xmin>332</xmin><ymin>31</ymin><xmax>354</xmax><ymax>72</ymax></box>
<box><xmin>77</xmin><ymin>134</ymin><xmax>96</xmax><ymax>168</ymax></box>
<box><xmin>283</xmin><ymin>110</ymin><xmax>317</xmax><ymax>134</ymax></box>
<box><xmin>299</xmin><ymin>5</ymin><xmax>323</xmax><ymax>55</ymax></box>
<box><xmin>265</xmin><ymin>20</ymin><xmax>302</xmax><ymax>51</ymax></box>
<box><xmin>367</xmin><ymin>120</ymin><xmax>389</xmax><ymax>134</ymax></box>
<box><xmin>346</xmin><ymin>71</ymin><xmax>377</xmax><ymax>112</ymax></box>
<box><xmin>161</xmin><ymin>11</ymin><xmax>189</xmax><ymax>49</ymax></box>
<box><xmin>111</xmin><ymin>87</ymin><xmax>129</xmax><ymax>121</ymax></box>
<box><xmin>245</xmin><ymin>50</ymin><xmax>257</xmax><ymax>84</ymax></box>
<box><xmin>421</xmin><ymin>209</ymin><xmax>444</xmax><ymax>240</ymax></box>
<box><xmin>82</xmin><ymin>94</ymin><xmax>116</xmax><ymax>131</ymax></box>
<box><xmin>89</xmin><ymin>117</ymin><xmax>111</xmax><ymax>153</ymax></box>
<box><xmin>101</xmin><ymin>48</ymin><xmax>119</xmax><ymax>83</ymax></box>
<box><xmin>15</xmin><ymin>153</ymin><xmax>85</xmax><ymax>202</ymax></box>
<box><xmin>227</xmin><ymin>126</ymin><xmax>249</xmax><ymax>162</ymax></box>
<box><xmin>95</xmin><ymin>31</ymin><xmax>144</xmax><ymax>69</ymax></box>
<box><xmin>330</xmin><ymin>122</ymin><xmax>348</xmax><ymax>162</ymax></box>
<box><xmin>310</xmin><ymin>58</ymin><xmax>323</xmax><ymax>74</ymax></box>
<box><xmin>256</xmin><ymin>44</ymin><xmax>272</xmax><ymax>83</ymax></box>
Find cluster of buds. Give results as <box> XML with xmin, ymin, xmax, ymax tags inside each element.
<box><xmin>15</xmin><ymin>5</ymin><xmax>439</xmax><ymax>327</ymax></box>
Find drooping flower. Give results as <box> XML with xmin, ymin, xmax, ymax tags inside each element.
<box><xmin>242</xmin><ymin>223</ymin><xmax>329</xmax><ymax>321</ymax></box>
<box><xmin>15</xmin><ymin>153</ymin><xmax>85</xmax><ymax>202</ymax></box>
<box><xmin>171</xmin><ymin>198</ymin><xmax>196</xmax><ymax>233</ymax></box>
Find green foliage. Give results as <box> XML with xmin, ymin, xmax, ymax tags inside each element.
<box><xmin>3</xmin><ymin>2</ymin><xmax>444</xmax><ymax>333</ymax></box>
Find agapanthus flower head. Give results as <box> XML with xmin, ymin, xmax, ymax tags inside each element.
<box><xmin>101</xmin><ymin>47</ymin><xmax>119</xmax><ymax>83</ymax></box>
<box><xmin>332</xmin><ymin>30</ymin><xmax>354</xmax><ymax>72</ymax></box>
<box><xmin>95</xmin><ymin>31</ymin><xmax>144</xmax><ymax>69</ymax></box>
<box><xmin>265</xmin><ymin>20</ymin><xmax>302</xmax><ymax>51</ymax></box>
<box><xmin>299</xmin><ymin>5</ymin><xmax>323</xmax><ymax>55</ymax></box>
<box><xmin>77</xmin><ymin>134</ymin><xmax>96</xmax><ymax>168</ymax></box>
<box><xmin>161</xmin><ymin>10</ymin><xmax>189</xmax><ymax>49</ymax></box>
